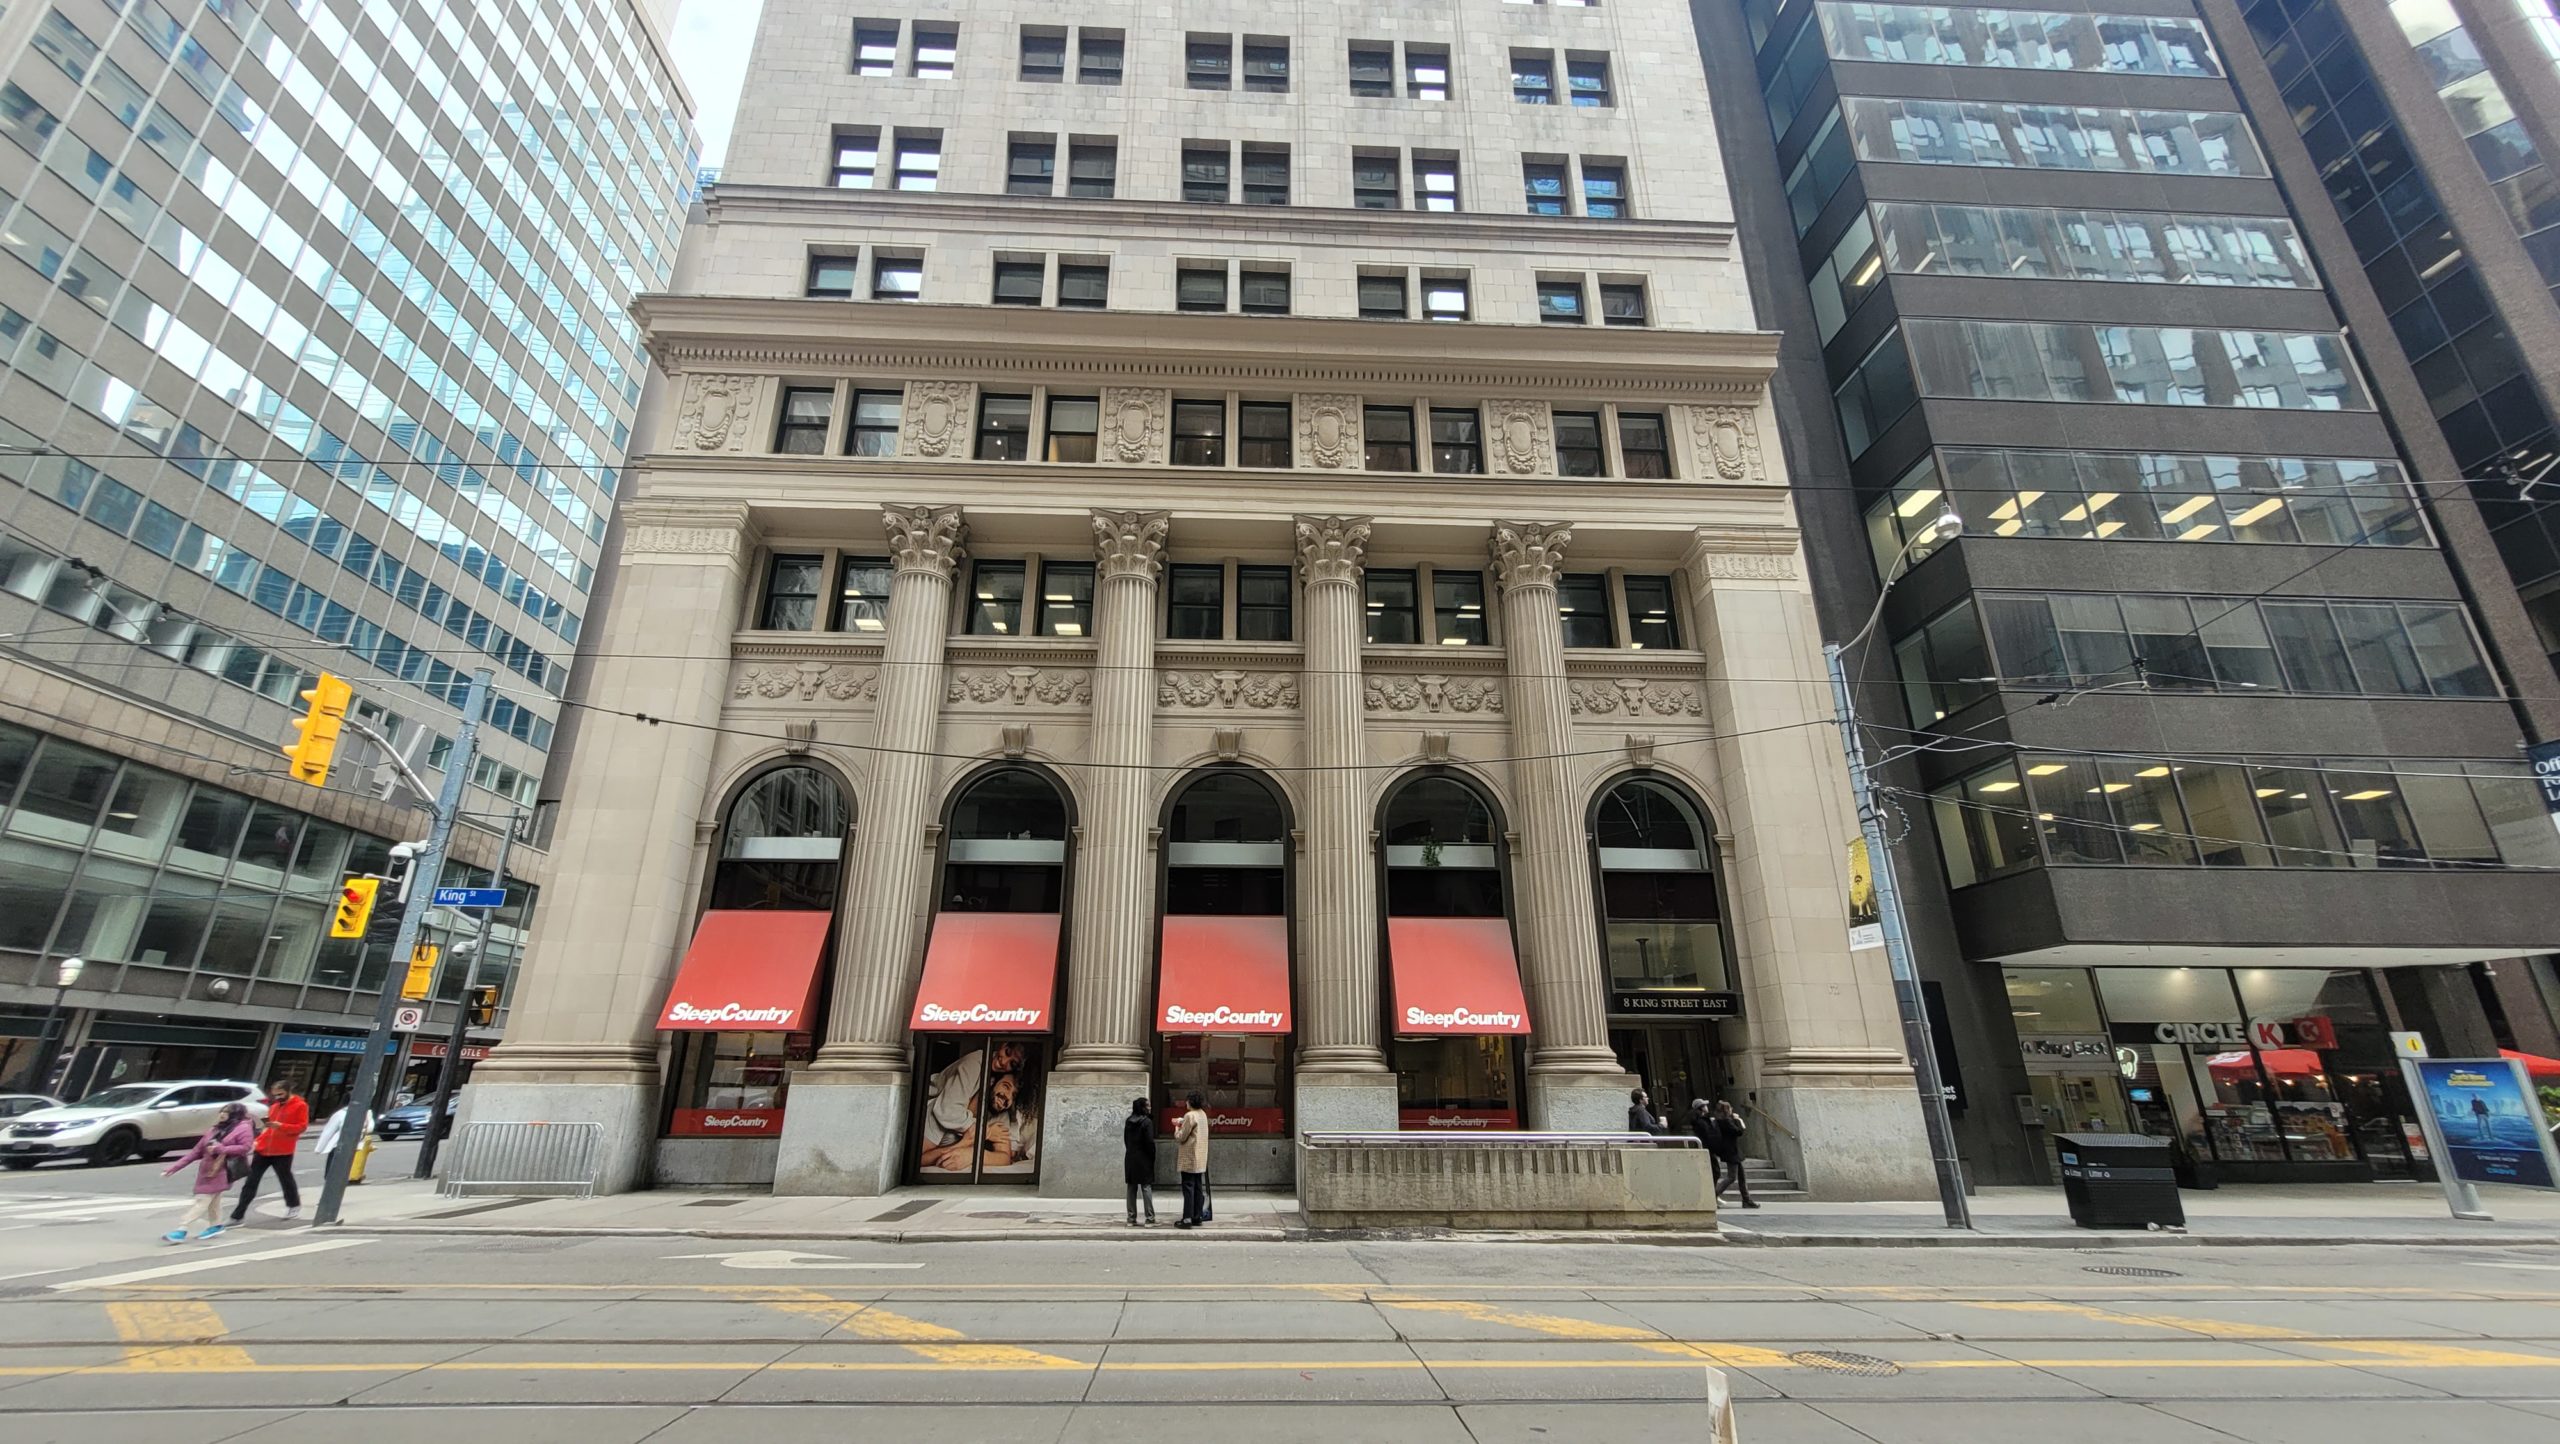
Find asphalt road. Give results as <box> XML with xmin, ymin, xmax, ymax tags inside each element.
<box><xmin>3</xmin><ymin>1169</ymin><xmax>2559</xmax><ymax>1444</ymax></box>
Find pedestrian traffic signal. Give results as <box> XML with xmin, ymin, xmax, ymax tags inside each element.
<box><xmin>330</xmin><ymin>877</ymin><xmax>379</xmax><ymax>937</ymax></box>
<box><xmin>282</xmin><ymin>673</ymin><xmax>353</xmax><ymax>786</ymax></box>
<box><xmin>403</xmin><ymin>944</ymin><xmax>440</xmax><ymax>1000</ymax></box>
<box><xmin>467</xmin><ymin>984</ymin><xmax>501</xmax><ymax>1027</ymax></box>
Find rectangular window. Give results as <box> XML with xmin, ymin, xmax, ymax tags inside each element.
<box><xmin>1021</xmin><ymin>27</ymin><xmax>1065</xmax><ymax>81</ymax></box>
<box><xmin>1514</xmin><ymin>53</ymin><xmax>1555</xmax><ymax>104</ymax></box>
<box><xmin>1415</xmin><ymin>152</ymin><xmax>1460</xmax><ymax>211</ymax></box>
<box><xmin>1239</xmin><ymin>267</ymin><xmax>1290</xmax><ymax>315</ymax></box>
<box><xmin>1558</xmin><ymin>574</ymin><xmax>1615</xmax><ymax>647</ymax></box>
<box><xmin>1364</xmin><ymin>407</ymin><xmax>1416</xmax><ymax>470</ymax></box>
<box><xmin>1567</xmin><ymin>56</ymin><xmax>1611</xmax><ymax>106</ymax></box>
<box><xmin>1007</xmin><ymin>137</ymin><xmax>1055</xmax><ymax>196</ymax></box>
<box><xmin>976</xmin><ymin>394</ymin><xmax>1033</xmax><ymax>460</ymax></box>
<box><xmin>1172</xmin><ymin>399</ymin><xmax>1227</xmax><ymax>464</ymax></box>
<box><xmin>1067</xmin><ymin>141</ymin><xmax>1116</xmax><ymax>198</ymax></box>
<box><xmin>1625</xmin><ymin>576</ymin><xmax>1681</xmax><ymax>649</ymax></box>
<box><xmin>1177</xmin><ymin>265</ymin><xmax>1228</xmax><ymax>313</ymax></box>
<box><xmin>1431</xmin><ymin>408</ymin><xmax>1484</xmax><ymax>474</ymax></box>
<box><xmin>830</xmin><ymin>128</ymin><xmax>878</xmax><ymax>187</ymax></box>
<box><xmin>1554</xmin><ymin>410</ymin><xmax>1606</xmax><ymax>475</ymax></box>
<box><xmin>1600</xmin><ymin>282</ymin><xmax>1648</xmax><ymax>326</ymax></box>
<box><xmin>1168</xmin><ymin>564</ymin><xmax>1225</xmax><ymax>639</ymax></box>
<box><xmin>1582</xmin><ymin>162</ymin><xmax>1627</xmax><ymax>218</ymax></box>
<box><xmin>1037</xmin><ymin>561</ymin><xmax>1095</xmax><ymax>636</ymax></box>
<box><xmin>1407</xmin><ymin>45</ymin><xmax>1450</xmax><ymax>100</ymax></box>
<box><xmin>968</xmin><ymin>561</ymin><xmax>1026</xmax><ymax>635</ymax></box>
<box><xmin>1433</xmin><ymin>570</ymin><xmax>1489</xmax><ymax>646</ymax></box>
<box><xmin>1057</xmin><ymin>261</ymin><xmax>1110</xmax><ymax>308</ymax></box>
<box><xmin>807</xmin><ymin>255</ymin><xmax>859</xmax><ymax>299</ymax></box>
<box><xmin>1350</xmin><ymin>43</ymin><xmax>1394</xmax><ymax>97</ymax></box>
<box><xmin>1239</xmin><ymin>401</ymin><xmax>1293</xmax><ymax>467</ymax></box>
<box><xmin>755</xmin><ymin>554</ymin><xmax>823</xmax><ymax>632</ymax></box>
<box><xmin>872</xmin><ymin>253</ymin><xmax>923</xmax><ymax>300</ymax></box>
<box><xmin>911</xmin><ymin>23</ymin><xmax>957</xmax><ymax>78</ymax></box>
<box><xmin>1354</xmin><ymin>149</ymin><xmax>1401</xmax><ymax>208</ymax></box>
<box><xmin>1243</xmin><ymin>40</ymin><xmax>1290</xmax><ymax>92</ymax></box>
<box><xmin>775</xmin><ymin>387</ymin><xmax>833</xmax><ymax>454</ymax></box>
<box><xmin>1188</xmin><ymin>36</ymin><xmax>1232</xmax><ymax>89</ymax></box>
<box><xmin>849</xmin><ymin>389</ymin><xmax>902</xmax><ymax>457</ymax></box>
<box><xmin>1238</xmin><ymin>565</ymin><xmax>1293</xmax><ymax>640</ymax></box>
<box><xmin>853</xmin><ymin>22</ymin><xmax>898</xmax><ymax>77</ymax></box>
<box><xmin>993</xmin><ymin>259</ymin><xmax>1045</xmax><ymax>305</ymax></box>
<box><xmin>1046</xmin><ymin>396</ymin><xmax>1101</xmax><ymax>461</ymax></box>
<box><xmin>1422</xmin><ymin>276</ymin><xmax>1470</xmax><ymax>321</ymax></box>
<box><xmin>1366</xmin><ymin>569</ymin><xmax>1421</xmax><ymax>644</ymax></box>
<box><xmin>1241</xmin><ymin>144</ymin><xmax>1290</xmax><ymax>204</ymax></box>
<box><xmin>1183</xmin><ymin>143</ymin><xmax>1230</xmax><ymax>202</ymax></box>
<box><xmin>1358</xmin><ymin>272</ymin><xmax>1408</xmax><ymax>319</ymax></box>
<box><xmin>1525</xmin><ymin>160</ymin><xmax>1570</xmax><ymax>216</ymax></box>
<box><xmin>1080</xmin><ymin>32</ymin><xmax>1123</xmax><ymax>84</ymax></box>
<box><xmin>834</xmin><ymin>556</ymin><xmax>893</xmax><ymax>632</ymax></box>
<box><xmin>893</xmin><ymin>131</ymin><xmax>940</xmax><ymax>190</ymax></box>
<box><xmin>1619</xmin><ymin>412</ymin><xmax>1670</xmax><ymax>478</ymax></box>
<box><xmin>1538</xmin><ymin>278</ymin><xmax>1586</xmax><ymax>323</ymax></box>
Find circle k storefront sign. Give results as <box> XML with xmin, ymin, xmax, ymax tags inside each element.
<box><xmin>2110</xmin><ymin>1018</ymin><xmax>2338</xmax><ymax>1050</ymax></box>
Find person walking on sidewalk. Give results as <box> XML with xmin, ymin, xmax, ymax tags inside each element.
<box><xmin>1173</xmin><ymin>1092</ymin><xmax>1210</xmax><ymax>1229</ymax></box>
<box><xmin>1123</xmin><ymin>1096</ymin><xmax>1158</xmax><ymax>1227</ymax></box>
<box><xmin>162</xmin><ymin>1102</ymin><xmax>255</xmax><ymax>1243</ymax></box>
<box><xmin>1707</xmin><ymin>1099</ymin><xmax>1758</xmax><ymax>1209</ymax></box>
<box><xmin>231</xmin><ymin>1079</ymin><xmax>309</xmax><ymax>1223</ymax></box>
<box><xmin>1628</xmin><ymin>1088</ymin><xmax>1669</xmax><ymax>1135</ymax></box>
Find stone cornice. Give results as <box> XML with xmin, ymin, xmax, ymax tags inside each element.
<box><xmin>634</xmin><ymin>296</ymin><xmax>1779</xmax><ymax>397</ymax></box>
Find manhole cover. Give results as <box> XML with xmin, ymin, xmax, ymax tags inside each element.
<box><xmin>2085</xmin><ymin>1265</ymin><xmax>2180</xmax><ymax>1278</ymax></box>
<box><xmin>1788</xmin><ymin>1349</ymin><xmax>1902</xmax><ymax>1377</ymax></box>
<box><xmin>684</xmin><ymin>1198</ymin><xmax>745</xmax><ymax>1208</ymax></box>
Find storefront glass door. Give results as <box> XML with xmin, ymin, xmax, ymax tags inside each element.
<box><xmin>1610</xmin><ymin>1024</ymin><xmax>1716</xmax><ymax>1123</ymax></box>
<box><xmin>913</xmin><ymin>1035</ymin><xmax>1044</xmax><ymax>1183</ymax></box>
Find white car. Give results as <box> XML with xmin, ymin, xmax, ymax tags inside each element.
<box><xmin>0</xmin><ymin>1095</ymin><xmax>60</xmax><ymax>1121</ymax></box>
<box><xmin>0</xmin><ymin>1080</ymin><xmax>269</xmax><ymax>1168</ymax></box>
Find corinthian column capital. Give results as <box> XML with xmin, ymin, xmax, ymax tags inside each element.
<box><xmin>1294</xmin><ymin>515</ymin><xmax>1372</xmax><ymax>586</ymax></box>
<box><xmin>882</xmin><ymin>503</ymin><xmax>967</xmax><ymax>578</ymax></box>
<box><xmin>1091</xmin><ymin>509</ymin><xmax>1171</xmax><ymax>581</ymax></box>
<box><xmin>1490</xmin><ymin>520</ymin><xmax>1574</xmax><ymax>591</ymax></box>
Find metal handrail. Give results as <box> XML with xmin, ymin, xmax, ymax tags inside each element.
<box><xmin>1299</xmin><ymin>1131</ymin><xmax>1701</xmax><ymax>1148</ymax></box>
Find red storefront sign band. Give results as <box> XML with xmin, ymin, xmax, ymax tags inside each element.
<box><xmin>669</xmin><ymin>1109</ymin><xmax>784</xmax><ymax>1137</ymax></box>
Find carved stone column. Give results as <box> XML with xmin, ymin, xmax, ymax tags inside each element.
<box><xmin>775</xmin><ymin>503</ymin><xmax>965</xmax><ymax>1195</ymax></box>
<box><xmin>469</xmin><ymin>500</ymin><xmax>757</xmax><ymax>1192</ymax></box>
<box><xmin>1292</xmin><ymin>516</ymin><xmax>1398</xmax><ymax>1131</ymax></box>
<box><xmin>1043</xmin><ymin>511</ymin><xmax>1169</xmax><ymax>1196</ymax></box>
<box><xmin>1490</xmin><ymin>521</ymin><xmax>1629</xmax><ymax>1129</ymax></box>
<box><xmin>1682</xmin><ymin>526</ymin><xmax>1932</xmax><ymax>1200</ymax></box>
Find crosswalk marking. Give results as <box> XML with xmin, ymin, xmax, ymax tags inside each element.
<box><xmin>0</xmin><ymin>1195</ymin><xmax>176</xmax><ymax>1222</ymax></box>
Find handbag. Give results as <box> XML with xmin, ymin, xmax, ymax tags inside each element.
<box><xmin>223</xmin><ymin>1152</ymin><xmax>249</xmax><ymax>1183</ymax></box>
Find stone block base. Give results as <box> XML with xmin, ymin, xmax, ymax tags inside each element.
<box><xmin>773</xmin><ymin>1075</ymin><xmax>907</xmax><ymax>1195</ymax></box>
<box><xmin>656</xmin><ymin>1137</ymin><xmax>778</xmax><ymax>1188</ymax></box>
<box><xmin>457</xmin><ymin>1078</ymin><xmax>657</xmax><ymax>1194</ymax></box>
<box><xmin>1298</xmin><ymin>1135</ymin><xmax>1715</xmax><ymax>1230</ymax></box>
<box><xmin>1039</xmin><ymin>1074</ymin><xmax>1148</xmax><ymax>1198</ymax></box>
<box><xmin>1294</xmin><ymin>1073</ymin><xmax>1400</xmax><ymax>1134</ymax></box>
<box><xmin>1529</xmin><ymin>1070</ymin><xmax>1641</xmax><ymax>1131</ymax></box>
<box><xmin>1760</xmin><ymin>1082</ymin><xmax>1935</xmax><ymax>1200</ymax></box>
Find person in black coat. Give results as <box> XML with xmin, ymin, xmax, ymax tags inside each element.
<box><xmin>1706</xmin><ymin>1099</ymin><xmax>1758</xmax><ymax>1209</ymax></box>
<box><xmin>1123</xmin><ymin>1097</ymin><xmax>1158</xmax><ymax>1226</ymax></box>
<box><xmin>1628</xmin><ymin>1087</ymin><xmax>1668</xmax><ymax>1135</ymax></box>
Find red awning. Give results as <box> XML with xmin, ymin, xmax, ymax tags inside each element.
<box><xmin>1386</xmin><ymin>917</ymin><xmax>1533</xmax><ymax>1037</ymax></box>
<box><xmin>909</xmin><ymin>912</ymin><xmax>1061</xmax><ymax>1032</ymax></box>
<box><xmin>2504</xmin><ymin>1048</ymin><xmax>2560</xmax><ymax>1080</ymax></box>
<box><xmin>1158</xmin><ymin>916</ymin><xmax>1292</xmax><ymax>1034</ymax></box>
<box><xmin>656</xmin><ymin>910</ymin><xmax>832</xmax><ymax>1031</ymax></box>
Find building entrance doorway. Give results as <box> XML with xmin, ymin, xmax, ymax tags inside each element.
<box><xmin>1610</xmin><ymin>1023</ymin><xmax>1720</xmax><ymax>1125</ymax></box>
<box><xmin>912</xmin><ymin>1034</ymin><xmax>1046</xmax><ymax>1184</ymax></box>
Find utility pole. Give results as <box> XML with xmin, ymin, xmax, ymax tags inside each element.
<box><xmin>415</xmin><ymin>805</ymin><xmax>522</xmax><ymax>1179</ymax></box>
<box><xmin>313</xmin><ymin>667</ymin><xmax>493</xmax><ymax>1227</ymax></box>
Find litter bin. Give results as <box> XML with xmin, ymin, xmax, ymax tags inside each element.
<box><xmin>2053</xmin><ymin>1133</ymin><xmax>2184</xmax><ymax>1230</ymax></box>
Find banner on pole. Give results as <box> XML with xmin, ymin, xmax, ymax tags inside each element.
<box><xmin>2412</xmin><ymin>1057</ymin><xmax>2559</xmax><ymax>1190</ymax></box>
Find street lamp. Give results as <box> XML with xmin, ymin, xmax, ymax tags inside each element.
<box><xmin>1823</xmin><ymin>510</ymin><xmax>1974</xmax><ymax>1230</ymax></box>
<box><xmin>19</xmin><ymin>956</ymin><xmax>84</xmax><ymax>1096</ymax></box>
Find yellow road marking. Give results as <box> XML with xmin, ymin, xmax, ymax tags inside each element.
<box><xmin>1967</xmin><ymin>1300</ymin><xmax>2306</xmax><ymax>1340</ymax></box>
<box><xmin>1373</xmin><ymin>1297</ymin><xmax>1666</xmax><ymax>1342</ymax></box>
<box><xmin>81</xmin><ymin>1280</ymin><xmax>2560</xmax><ymax>1301</ymax></box>
<box><xmin>757</xmin><ymin>1287</ymin><xmax>1083</xmax><ymax>1369</ymax></box>
<box><xmin>103</xmin><ymin>1300</ymin><xmax>253</xmax><ymax>1370</ymax></box>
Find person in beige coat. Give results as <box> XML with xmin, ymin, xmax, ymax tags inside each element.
<box><xmin>1173</xmin><ymin>1092</ymin><xmax>1211</xmax><ymax>1229</ymax></box>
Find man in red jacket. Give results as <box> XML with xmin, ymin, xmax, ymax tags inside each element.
<box><xmin>231</xmin><ymin>1080</ymin><xmax>310</xmax><ymax>1222</ymax></box>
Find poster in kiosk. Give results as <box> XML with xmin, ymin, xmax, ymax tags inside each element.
<box><xmin>2402</xmin><ymin>1055</ymin><xmax>2560</xmax><ymax>1222</ymax></box>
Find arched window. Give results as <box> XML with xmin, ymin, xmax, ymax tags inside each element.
<box><xmin>1594</xmin><ymin>777</ymin><xmax>1727</xmax><ymax>993</ymax></box>
<box><xmin>711</xmin><ymin>766</ymin><xmax>850</xmax><ymax>910</ymax></box>
<box><xmin>1379</xmin><ymin>771</ymin><xmax>1521</xmax><ymax>1127</ymax></box>
<box><xmin>1165</xmin><ymin>770</ymin><xmax>1286</xmax><ymax>914</ymax></box>
<box><xmin>1381</xmin><ymin>774</ymin><xmax>1503</xmax><ymax>916</ymax></box>
<box><xmin>1157</xmin><ymin>769</ymin><xmax>1293</xmax><ymax>1140</ymax></box>
<box><xmin>943</xmin><ymin>767</ymin><xmax>1069</xmax><ymax>911</ymax></box>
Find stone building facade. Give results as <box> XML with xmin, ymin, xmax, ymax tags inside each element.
<box><xmin>473</xmin><ymin>0</ymin><xmax>1936</xmax><ymax>1199</ymax></box>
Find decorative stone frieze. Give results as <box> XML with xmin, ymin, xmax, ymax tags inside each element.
<box><xmin>1295</xmin><ymin>395</ymin><xmax>1365</xmax><ymax>470</ymax></box>
<box><xmin>1484</xmin><ymin>400</ymin><xmax>1553</xmax><ymax>476</ymax></box>
<box><xmin>1489</xmin><ymin>521</ymin><xmax>1574</xmax><ymax>590</ymax></box>
<box><xmin>1092</xmin><ymin>509</ymin><xmax>1171</xmax><ymax>581</ymax></box>
<box><xmin>946</xmin><ymin>667</ymin><xmax>1094</xmax><ymax>706</ymax></box>
<box><xmin>1362</xmin><ymin>675</ymin><xmax>1505</xmax><ymax>714</ymax></box>
<box><xmin>901</xmin><ymin>380</ymin><xmax>976</xmax><ymax>458</ymax></box>
<box><xmin>732</xmin><ymin>663</ymin><xmax>881</xmax><ymax>704</ymax></box>
<box><xmin>1685</xmin><ymin>404</ymin><xmax>1766</xmax><ymax>482</ymax></box>
<box><xmin>1294</xmin><ymin>515</ymin><xmax>1372</xmax><ymax>585</ymax></box>
<box><xmin>671</xmin><ymin>373</ymin><xmax>759</xmax><ymax>453</ymax></box>
<box><xmin>1158</xmin><ymin>670</ymin><xmax>1301</xmax><ymax>710</ymax></box>
<box><xmin>883</xmin><ymin>504</ymin><xmax>967</xmax><ymax>577</ymax></box>
<box><xmin>1565</xmin><ymin>679</ymin><xmax>1706</xmax><ymax>718</ymax></box>
<box><xmin>621</xmin><ymin>525</ymin><xmax>740</xmax><ymax>560</ymax></box>
<box><xmin>1100</xmin><ymin>388</ymin><xmax>1170</xmax><ymax>465</ymax></box>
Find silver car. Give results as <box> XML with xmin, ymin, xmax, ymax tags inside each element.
<box><xmin>0</xmin><ymin>1080</ymin><xmax>268</xmax><ymax>1168</ymax></box>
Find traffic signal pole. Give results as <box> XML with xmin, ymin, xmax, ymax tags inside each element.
<box><xmin>313</xmin><ymin>667</ymin><xmax>492</xmax><ymax>1228</ymax></box>
<box><xmin>415</xmin><ymin>806</ymin><xmax>521</xmax><ymax>1179</ymax></box>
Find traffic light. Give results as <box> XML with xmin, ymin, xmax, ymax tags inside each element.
<box><xmin>282</xmin><ymin>673</ymin><xmax>353</xmax><ymax>786</ymax></box>
<box><xmin>467</xmin><ymin>984</ymin><xmax>501</xmax><ymax>1028</ymax></box>
<box><xmin>330</xmin><ymin>877</ymin><xmax>379</xmax><ymax>938</ymax></box>
<box><xmin>402</xmin><ymin>944</ymin><xmax>440</xmax><ymax>1000</ymax></box>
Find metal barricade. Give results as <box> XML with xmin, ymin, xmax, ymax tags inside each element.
<box><xmin>437</xmin><ymin>1119</ymin><xmax>605</xmax><ymax>1198</ymax></box>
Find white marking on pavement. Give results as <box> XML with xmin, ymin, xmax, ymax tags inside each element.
<box><xmin>2470</xmin><ymin>1261</ymin><xmax>2560</xmax><ymax>1272</ymax></box>
<box><xmin>47</xmin><ymin>1237</ymin><xmax>376</xmax><ymax>1291</ymax></box>
<box><xmin>668</xmin><ymin>1249</ymin><xmax>926</xmax><ymax>1271</ymax></box>
<box><xmin>2</xmin><ymin>1199</ymin><xmax>186</xmax><ymax>1221</ymax></box>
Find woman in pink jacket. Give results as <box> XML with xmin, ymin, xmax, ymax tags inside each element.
<box><xmin>162</xmin><ymin>1102</ymin><xmax>255</xmax><ymax>1244</ymax></box>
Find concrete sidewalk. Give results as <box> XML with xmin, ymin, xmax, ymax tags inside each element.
<box><xmin>326</xmin><ymin>1174</ymin><xmax>2560</xmax><ymax>1247</ymax></box>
